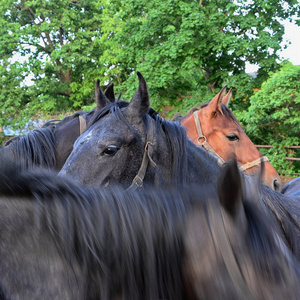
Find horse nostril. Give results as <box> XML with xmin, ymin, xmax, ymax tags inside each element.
<box><xmin>273</xmin><ymin>179</ymin><xmax>282</xmax><ymax>192</ymax></box>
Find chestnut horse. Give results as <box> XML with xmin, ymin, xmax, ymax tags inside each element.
<box><xmin>180</xmin><ymin>87</ymin><xmax>282</xmax><ymax>191</ymax></box>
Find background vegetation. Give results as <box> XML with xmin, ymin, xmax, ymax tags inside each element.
<box><xmin>0</xmin><ymin>0</ymin><xmax>299</xmax><ymax>174</ymax></box>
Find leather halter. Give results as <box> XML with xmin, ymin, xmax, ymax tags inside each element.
<box><xmin>193</xmin><ymin>111</ymin><xmax>269</xmax><ymax>171</ymax></box>
<box><xmin>78</xmin><ymin>114</ymin><xmax>87</xmax><ymax>135</ymax></box>
<box><xmin>127</xmin><ymin>121</ymin><xmax>157</xmax><ymax>191</ymax></box>
<box><xmin>193</xmin><ymin>111</ymin><xmax>225</xmax><ymax>166</ymax></box>
<box><xmin>207</xmin><ymin>201</ymin><xmax>255</xmax><ymax>300</ymax></box>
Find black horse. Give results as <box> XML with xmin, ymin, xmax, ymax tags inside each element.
<box><xmin>0</xmin><ymin>80</ymin><xmax>117</xmax><ymax>171</ymax></box>
<box><xmin>0</xmin><ymin>159</ymin><xmax>299</xmax><ymax>299</ymax></box>
<box><xmin>282</xmin><ymin>177</ymin><xmax>300</xmax><ymax>200</ymax></box>
<box><xmin>59</xmin><ymin>72</ymin><xmax>221</xmax><ymax>187</ymax></box>
<box><xmin>59</xmin><ymin>72</ymin><xmax>300</xmax><ymax>262</ymax></box>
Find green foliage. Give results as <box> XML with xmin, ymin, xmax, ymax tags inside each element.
<box><xmin>0</xmin><ymin>0</ymin><xmax>299</xmax><ymax>175</ymax></box>
<box><xmin>0</xmin><ymin>0</ymin><xmax>109</xmax><ymax>128</ymax></box>
<box><xmin>100</xmin><ymin>0</ymin><xmax>299</xmax><ymax>115</ymax></box>
<box><xmin>239</xmin><ymin>63</ymin><xmax>300</xmax><ymax>174</ymax></box>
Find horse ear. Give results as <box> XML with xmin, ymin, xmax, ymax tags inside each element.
<box><xmin>116</xmin><ymin>92</ymin><xmax>122</xmax><ymax>102</ymax></box>
<box><xmin>95</xmin><ymin>79</ymin><xmax>113</xmax><ymax>111</ymax></box>
<box><xmin>127</xmin><ymin>72</ymin><xmax>150</xmax><ymax>118</ymax></box>
<box><xmin>104</xmin><ymin>82</ymin><xmax>116</xmax><ymax>102</ymax></box>
<box><xmin>218</xmin><ymin>158</ymin><xmax>244</xmax><ymax>218</ymax></box>
<box><xmin>222</xmin><ymin>88</ymin><xmax>232</xmax><ymax>106</ymax></box>
<box><xmin>205</xmin><ymin>86</ymin><xmax>227</xmax><ymax>115</ymax></box>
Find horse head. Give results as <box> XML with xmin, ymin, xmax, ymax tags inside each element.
<box><xmin>59</xmin><ymin>72</ymin><xmax>221</xmax><ymax>188</ymax></box>
<box><xmin>180</xmin><ymin>88</ymin><xmax>282</xmax><ymax>191</ymax></box>
<box><xmin>53</xmin><ymin>80</ymin><xmax>117</xmax><ymax>170</ymax></box>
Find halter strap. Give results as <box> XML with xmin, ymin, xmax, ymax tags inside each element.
<box><xmin>127</xmin><ymin>121</ymin><xmax>157</xmax><ymax>191</ymax></box>
<box><xmin>239</xmin><ymin>156</ymin><xmax>269</xmax><ymax>171</ymax></box>
<box><xmin>193</xmin><ymin>111</ymin><xmax>269</xmax><ymax>171</ymax></box>
<box><xmin>193</xmin><ymin>111</ymin><xmax>225</xmax><ymax>165</ymax></box>
<box><xmin>207</xmin><ymin>202</ymin><xmax>255</xmax><ymax>300</ymax></box>
<box><xmin>78</xmin><ymin>114</ymin><xmax>87</xmax><ymax>135</ymax></box>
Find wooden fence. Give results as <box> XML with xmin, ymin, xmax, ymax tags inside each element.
<box><xmin>255</xmin><ymin>145</ymin><xmax>300</xmax><ymax>176</ymax></box>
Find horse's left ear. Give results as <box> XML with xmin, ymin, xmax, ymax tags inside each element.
<box><xmin>205</xmin><ymin>86</ymin><xmax>227</xmax><ymax>116</ymax></box>
<box><xmin>222</xmin><ymin>88</ymin><xmax>232</xmax><ymax>106</ymax></box>
<box><xmin>218</xmin><ymin>158</ymin><xmax>244</xmax><ymax>218</ymax></box>
<box><xmin>95</xmin><ymin>79</ymin><xmax>114</xmax><ymax>111</ymax></box>
<box><xmin>127</xmin><ymin>72</ymin><xmax>150</xmax><ymax>118</ymax></box>
<box><xmin>104</xmin><ymin>82</ymin><xmax>116</xmax><ymax>102</ymax></box>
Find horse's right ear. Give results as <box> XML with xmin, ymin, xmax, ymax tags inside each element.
<box><xmin>222</xmin><ymin>88</ymin><xmax>232</xmax><ymax>106</ymax></box>
<box><xmin>218</xmin><ymin>159</ymin><xmax>244</xmax><ymax>218</ymax></box>
<box><xmin>126</xmin><ymin>72</ymin><xmax>150</xmax><ymax>119</ymax></box>
<box><xmin>95</xmin><ymin>79</ymin><xmax>113</xmax><ymax>111</ymax></box>
<box><xmin>104</xmin><ymin>82</ymin><xmax>116</xmax><ymax>102</ymax></box>
<box><xmin>204</xmin><ymin>86</ymin><xmax>227</xmax><ymax>116</ymax></box>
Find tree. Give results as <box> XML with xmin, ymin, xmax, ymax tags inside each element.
<box><xmin>0</xmin><ymin>0</ymin><xmax>299</xmax><ymax>130</ymax></box>
<box><xmin>238</xmin><ymin>62</ymin><xmax>300</xmax><ymax>174</ymax></box>
<box><xmin>100</xmin><ymin>0</ymin><xmax>300</xmax><ymax>115</ymax></box>
<box><xmin>0</xmin><ymin>0</ymin><xmax>110</xmax><ymax>129</ymax></box>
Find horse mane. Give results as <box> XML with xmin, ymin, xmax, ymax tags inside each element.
<box><xmin>172</xmin><ymin>106</ymin><xmax>199</xmax><ymax>122</ymax></box>
<box><xmin>88</xmin><ymin>101</ymin><xmax>190</xmax><ymax>185</ymax></box>
<box><xmin>1</xmin><ymin>159</ymin><xmax>299</xmax><ymax>298</ymax></box>
<box><xmin>0</xmin><ymin>160</ymin><xmax>215</xmax><ymax>299</ymax></box>
<box><xmin>42</xmin><ymin>110</ymin><xmax>89</xmax><ymax>128</ymax></box>
<box><xmin>258</xmin><ymin>185</ymin><xmax>300</xmax><ymax>256</ymax></box>
<box><xmin>173</xmin><ymin>102</ymin><xmax>238</xmax><ymax>124</ymax></box>
<box><xmin>2</xmin><ymin>110</ymin><xmax>96</xmax><ymax>171</ymax></box>
<box><xmin>242</xmin><ymin>200</ymin><xmax>298</xmax><ymax>282</ymax></box>
<box><xmin>4</xmin><ymin>126</ymin><xmax>56</xmax><ymax>170</ymax></box>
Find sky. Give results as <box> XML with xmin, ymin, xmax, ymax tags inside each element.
<box><xmin>246</xmin><ymin>19</ymin><xmax>300</xmax><ymax>73</ymax></box>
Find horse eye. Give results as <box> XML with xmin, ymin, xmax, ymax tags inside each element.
<box><xmin>226</xmin><ymin>134</ymin><xmax>239</xmax><ymax>141</ymax></box>
<box><xmin>103</xmin><ymin>146</ymin><xmax>120</xmax><ymax>156</ymax></box>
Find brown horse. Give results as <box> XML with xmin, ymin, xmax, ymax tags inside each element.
<box><xmin>180</xmin><ymin>87</ymin><xmax>282</xmax><ymax>191</ymax></box>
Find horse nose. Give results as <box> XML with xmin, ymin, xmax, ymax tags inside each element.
<box><xmin>272</xmin><ymin>178</ymin><xmax>282</xmax><ymax>192</ymax></box>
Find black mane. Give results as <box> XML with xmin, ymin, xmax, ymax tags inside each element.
<box><xmin>1</xmin><ymin>159</ymin><xmax>299</xmax><ymax>299</ymax></box>
<box><xmin>1</xmin><ymin>110</ymin><xmax>92</xmax><ymax>171</ymax></box>
<box><xmin>3</xmin><ymin>126</ymin><xmax>56</xmax><ymax>170</ymax></box>
<box><xmin>88</xmin><ymin>101</ymin><xmax>191</xmax><ymax>186</ymax></box>
<box><xmin>259</xmin><ymin>185</ymin><xmax>300</xmax><ymax>258</ymax></box>
<box><xmin>0</xmin><ymin>160</ymin><xmax>214</xmax><ymax>299</ymax></box>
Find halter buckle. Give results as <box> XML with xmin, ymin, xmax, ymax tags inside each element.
<box><xmin>197</xmin><ymin>135</ymin><xmax>207</xmax><ymax>146</ymax></box>
<box><xmin>131</xmin><ymin>175</ymin><xmax>143</xmax><ymax>188</ymax></box>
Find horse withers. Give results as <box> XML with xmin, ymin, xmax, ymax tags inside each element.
<box><xmin>179</xmin><ymin>87</ymin><xmax>282</xmax><ymax>191</ymax></box>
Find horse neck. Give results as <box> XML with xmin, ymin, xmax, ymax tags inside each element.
<box><xmin>144</xmin><ymin>118</ymin><xmax>220</xmax><ymax>187</ymax></box>
<box><xmin>186</xmin><ymin>139</ymin><xmax>221</xmax><ymax>185</ymax></box>
<box><xmin>259</xmin><ymin>185</ymin><xmax>300</xmax><ymax>261</ymax></box>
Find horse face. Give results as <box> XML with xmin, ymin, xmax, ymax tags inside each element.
<box><xmin>182</xmin><ymin>89</ymin><xmax>282</xmax><ymax>191</ymax></box>
<box><xmin>59</xmin><ymin>110</ymin><xmax>146</xmax><ymax>187</ymax></box>
<box><xmin>54</xmin><ymin>80</ymin><xmax>117</xmax><ymax>171</ymax></box>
